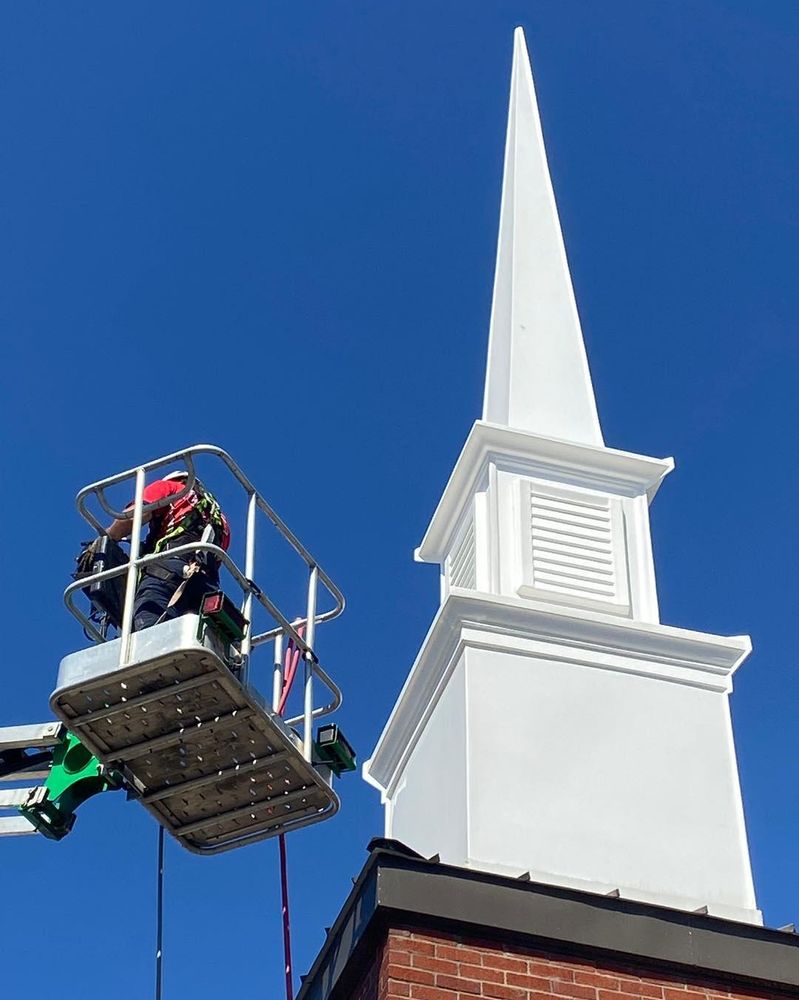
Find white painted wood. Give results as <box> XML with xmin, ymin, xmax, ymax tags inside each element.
<box><xmin>365</xmin><ymin>27</ymin><xmax>759</xmax><ymax>926</ymax></box>
<box><xmin>365</xmin><ymin>593</ymin><xmax>752</xmax><ymax>798</ymax></box>
<box><xmin>517</xmin><ymin>481</ymin><xmax>631</xmax><ymax>615</ymax></box>
<box><xmin>364</xmin><ymin>594</ymin><xmax>760</xmax><ymax>923</ymax></box>
<box><xmin>466</xmin><ymin>647</ymin><xmax>756</xmax><ymax>919</ymax></box>
<box><xmin>447</xmin><ymin>513</ymin><xmax>476</xmax><ymax>592</ymax></box>
<box><xmin>624</xmin><ymin>494</ymin><xmax>660</xmax><ymax>624</ymax></box>
<box><xmin>483</xmin><ymin>28</ymin><xmax>603</xmax><ymax>446</ymax></box>
<box><xmin>415</xmin><ymin>422</ymin><xmax>674</xmax><ymax>567</ymax></box>
<box><xmin>473</xmin><ymin>490</ymin><xmax>491</xmax><ymax>593</ymax></box>
<box><xmin>384</xmin><ymin>662</ymin><xmax>469</xmax><ymax>865</ymax></box>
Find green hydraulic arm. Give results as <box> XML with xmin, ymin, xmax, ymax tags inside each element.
<box><xmin>0</xmin><ymin>723</ymin><xmax>121</xmax><ymax>840</ymax></box>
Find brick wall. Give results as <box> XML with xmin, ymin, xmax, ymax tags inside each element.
<box><xmin>353</xmin><ymin>927</ymin><xmax>781</xmax><ymax>1000</ymax></box>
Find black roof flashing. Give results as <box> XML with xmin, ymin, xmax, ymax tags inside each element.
<box><xmin>296</xmin><ymin>840</ymin><xmax>799</xmax><ymax>1000</ymax></box>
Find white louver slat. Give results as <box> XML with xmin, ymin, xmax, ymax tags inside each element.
<box><xmin>518</xmin><ymin>482</ymin><xmax>630</xmax><ymax>613</ymax></box>
<box><xmin>448</xmin><ymin>517</ymin><xmax>476</xmax><ymax>590</ymax></box>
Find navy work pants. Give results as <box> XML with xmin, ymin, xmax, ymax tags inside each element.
<box><xmin>133</xmin><ymin>556</ymin><xmax>219</xmax><ymax>631</ymax></box>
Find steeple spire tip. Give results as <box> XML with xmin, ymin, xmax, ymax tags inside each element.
<box><xmin>483</xmin><ymin>27</ymin><xmax>604</xmax><ymax>447</ymax></box>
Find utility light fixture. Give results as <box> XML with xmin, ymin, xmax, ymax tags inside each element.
<box><xmin>200</xmin><ymin>591</ymin><xmax>248</xmax><ymax>644</ymax></box>
<box><xmin>315</xmin><ymin>724</ymin><xmax>356</xmax><ymax>777</ymax></box>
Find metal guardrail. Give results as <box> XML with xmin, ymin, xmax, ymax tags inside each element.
<box><xmin>64</xmin><ymin>444</ymin><xmax>346</xmax><ymax>762</ymax></box>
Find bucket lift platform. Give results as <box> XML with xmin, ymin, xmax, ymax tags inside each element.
<box><xmin>51</xmin><ymin>614</ymin><xmax>337</xmax><ymax>854</ymax></box>
<box><xmin>49</xmin><ymin>444</ymin><xmax>349</xmax><ymax>853</ymax></box>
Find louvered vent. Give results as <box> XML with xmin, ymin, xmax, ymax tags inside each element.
<box><xmin>519</xmin><ymin>483</ymin><xmax>629</xmax><ymax>611</ymax></box>
<box><xmin>448</xmin><ymin>518</ymin><xmax>476</xmax><ymax>590</ymax></box>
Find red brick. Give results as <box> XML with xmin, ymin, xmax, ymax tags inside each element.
<box><xmin>435</xmin><ymin>945</ymin><xmax>485</xmax><ymax>966</ymax></box>
<box><xmin>412</xmin><ymin>955</ymin><xmax>460</xmax><ymax>976</ymax></box>
<box><xmin>459</xmin><ymin>962</ymin><xmax>504</xmax><ymax>984</ymax></box>
<box><xmin>409</xmin><ymin>986</ymin><xmax>458</xmax><ymax>1000</ymax></box>
<box><xmin>390</xmin><ymin>949</ymin><xmax>414</xmax><ymax>968</ymax></box>
<box><xmin>386</xmin><ymin>964</ymin><xmax>434</xmax><ymax>986</ymax></box>
<box><xmin>480</xmin><ymin>953</ymin><xmax>529</xmax><ymax>975</ymax></box>
<box><xmin>617</xmin><ymin>983</ymin><xmax>663</xmax><ymax>999</ymax></box>
<box><xmin>553</xmin><ymin>981</ymin><xmax>596</xmax><ymax>1000</ymax></box>
<box><xmin>506</xmin><ymin>972</ymin><xmax>558</xmax><ymax>991</ymax></box>
<box><xmin>398</xmin><ymin>938</ymin><xmax>437</xmax><ymax>957</ymax></box>
<box><xmin>351</xmin><ymin>930</ymin><xmax>779</xmax><ymax>1000</ymax></box>
<box><xmin>481</xmin><ymin>984</ymin><xmax>527</xmax><ymax>1000</ymax></box>
<box><xmin>435</xmin><ymin>974</ymin><xmax>481</xmax><ymax>995</ymax></box>
<box><xmin>529</xmin><ymin>961</ymin><xmax>575</xmax><ymax>981</ymax></box>
<box><xmin>574</xmin><ymin>972</ymin><xmax>621</xmax><ymax>989</ymax></box>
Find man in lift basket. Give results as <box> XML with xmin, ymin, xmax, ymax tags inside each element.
<box><xmin>105</xmin><ymin>470</ymin><xmax>231</xmax><ymax>631</ymax></box>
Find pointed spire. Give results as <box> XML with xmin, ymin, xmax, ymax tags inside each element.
<box><xmin>483</xmin><ymin>28</ymin><xmax>604</xmax><ymax>446</ymax></box>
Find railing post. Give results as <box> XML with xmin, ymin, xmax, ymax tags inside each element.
<box><xmin>302</xmin><ymin>567</ymin><xmax>318</xmax><ymax>762</ymax></box>
<box><xmin>240</xmin><ymin>491</ymin><xmax>257</xmax><ymax>686</ymax></box>
<box><xmin>272</xmin><ymin>632</ymin><xmax>285</xmax><ymax>712</ymax></box>
<box><xmin>119</xmin><ymin>466</ymin><xmax>146</xmax><ymax>667</ymax></box>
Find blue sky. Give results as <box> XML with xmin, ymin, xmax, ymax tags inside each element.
<box><xmin>1</xmin><ymin>2</ymin><xmax>798</xmax><ymax>995</ymax></box>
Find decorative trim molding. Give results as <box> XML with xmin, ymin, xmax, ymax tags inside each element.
<box><xmin>417</xmin><ymin>421</ymin><xmax>674</xmax><ymax>564</ymax></box>
<box><xmin>363</xmin><ymin>591</ymin><xmax>751</xmax><ymax>797</ymax></box>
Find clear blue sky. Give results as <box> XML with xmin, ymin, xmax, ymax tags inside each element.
<box><xmin>1</xmin><ymin>2</ymin><xmax>797</xmax><ymax>996</ymax></box>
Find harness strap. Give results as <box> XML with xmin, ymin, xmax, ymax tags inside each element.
<box><xmin>154</xmin><ymin>489</ymin><xmax>225</xmax><ymax>554</ymax></box>
<box><xmin>164</xmin><ymin>563</ymin><xmax>201</xmax><ymax>611</ymax></box>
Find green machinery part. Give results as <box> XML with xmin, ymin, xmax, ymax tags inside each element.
<box><xmin>20</xmin><ymin>730</ymin><xmax>121</xmax><ymax>840</ymax></box>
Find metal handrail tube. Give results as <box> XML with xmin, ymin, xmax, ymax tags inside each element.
<box><xmin>66</xmin><ymin>540</ymin><xmax>315</xmax><ymax>658</ymax></box>
<box><xmin>67</xmin><ymin>444</ymin><xmax>346</xmax><ymax>737</ymax></box>
<box><xmin>272</xmin><ymin>632</ymin><xmax>285</xmax><ymax>712</ymax></box>
<box><xmin>240</xmin><ymin>491</ymin><xmax>257</xmax><ymax>686</ymax></box>
<box><xmin>74</xmin><ymin>444</ymin><xmax>345</xmax><ymax>624</ymax></box>
<box><xmin>302</xmin><ymin>567</ymin><xmax>319</xmax><ymax>761</ymax></box>
<box><xmin>78</xmin><ymin>456</ymin><xmax>198</xmax><ymax>528</ymax></box>
<box><xmin>118</xmin><ymin>468</ymin><xmax>145</xmax><ymax>666</ymax></box>
<box><xmin>283</xmin><ymin>704</ymin><xmax>336</xmax><ymax>728</ymax></box>
<box><xmin>64</xmin><ymin>569</ymin><xmax>343</xmax><ymax>718</ymax></box>
<box><xmin>63</xmin><ymin>590</ymin><xmax>106</xmax><ymax>643</ymax></box>
<box><xmin>189</xmin><ymin>793</ymin><xmax>340</xmax><ymax>855</ymax></box>
<box><xmin>64</xmin><ymin>547</ymin><xmax>348</xmax><ymax>720</ymax></box>
<box><xmin>247</xmin><ymin>610</ymin><xmax>337</xmax><ymax>648</ymax></box>
<box><xmin>283</xmin><ymin>658</ymin><xmax>342</xmax><ymax>727</ymax></box>
<box><xmin>252</xmin><ymin>491</ymin><xmax>345</xmax><ymax>622</ymax></box>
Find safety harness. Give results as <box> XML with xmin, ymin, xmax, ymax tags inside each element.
<box><xmin>152</xmin><ymin>486</ymin><xmax>227</xmax><ymax>554</ymax></box>
<box><xmin>144</xmin><ymin>485</ymin><xmax>228</xmax><ymax>622</ymax></box>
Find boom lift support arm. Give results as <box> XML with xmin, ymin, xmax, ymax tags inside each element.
<box><xmin>0</xmin><ymin>723</ymin><xmax>120</xmax><ymax>840</ymax></box>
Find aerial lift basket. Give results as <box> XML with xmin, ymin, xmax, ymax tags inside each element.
<box><xmin>52</xmin><ymin>445</ymin><xmax>347</xmax><ymax>854</ymax></box>
<box><xmin>51</xmin><ymin>615</ymin><xmax>337</xmax><ymax>853</ymax></box>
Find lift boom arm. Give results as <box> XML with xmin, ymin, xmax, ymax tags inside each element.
<box><xmin>0</xmin><ymin>723</ymin><xmax>120</xmax><ymax>840</ymax></box>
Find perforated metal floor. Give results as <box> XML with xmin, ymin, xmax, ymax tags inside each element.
<box><xmin>50</xmin><ymin>616</ymin><xmax>338</xmax><ymax>854</ymax></box>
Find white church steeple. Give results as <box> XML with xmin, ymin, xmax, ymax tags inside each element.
<box><xmin>364</xmin><ymin>28</ymin><xmax>759</xmax><ymax>925</ymax></box>
<box><xmin>484</xmin><ymin>28</ymin><xmax>603</xmax><ymax>445</ymax></box>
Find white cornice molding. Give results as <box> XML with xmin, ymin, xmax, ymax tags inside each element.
<box><xmin>416</xmin><ymin>421</ymin><xmax>674</xmax><ymax>564</ymax></box>
<box><xmin>363</xmin><ymin>591</ymin><xmax>751</xmax><ymax>797</ymax></box>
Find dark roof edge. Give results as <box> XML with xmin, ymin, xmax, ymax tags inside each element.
<box><xmin>297</xmin><ymin>841</ymin><xmax>799</xmax><ymax>1000</ymax></box>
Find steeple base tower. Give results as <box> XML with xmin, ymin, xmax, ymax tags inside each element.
<box><xmin>364</xmin><ymin>424</ymin><xmax>759</xmax><ymax>925</ymax></box>
<box><xmin>364</xmin><ymin>29</ymin><xmax>760</xmax><ymax>927</ymax></box>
